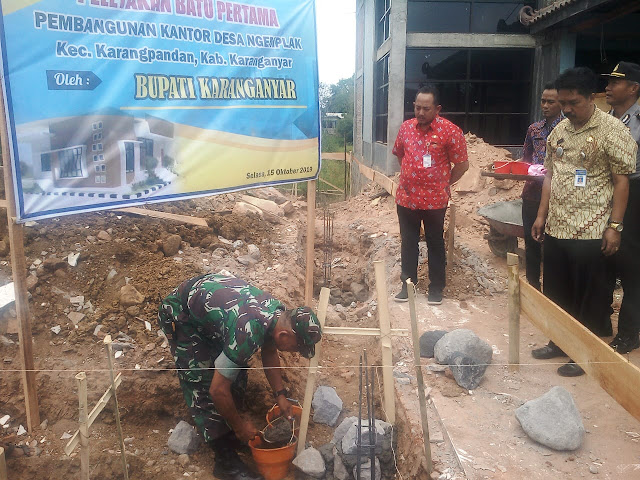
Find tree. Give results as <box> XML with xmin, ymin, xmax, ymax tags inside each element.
<box><xmin>326</xmin><ymin>75</ymin><xmax>354</xmax><ymax>115</ymax></box>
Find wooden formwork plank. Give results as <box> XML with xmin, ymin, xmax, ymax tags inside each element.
<box><xmin>521</xmin><ymin>281</ymin><xmax>640</xmax><ymax>422</ymax></box>
<box><xmin>323</xmin><ymin>326</ymin><xmax>409</xmax><ymax>337</ymax></box>
<box><xmin>117</xmin><ymin>207</ymin><xmax>209</xmax><ymax>227</ymax></box>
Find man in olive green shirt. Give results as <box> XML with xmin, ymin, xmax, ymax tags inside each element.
<box><xmin>531</xmin><ymin>67</ymin><xmax>636</xmax><ymax>377</ymax></box>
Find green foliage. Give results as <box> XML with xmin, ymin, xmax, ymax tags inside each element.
<box><xmin>320</xmin><ymin>75</ymin><xmax>354</xmax><ymax>146</ymax></box>
<box><xmin>162</xmin><ymin>154</ymin><xmax>175</xmax><ymax>170</ymax></box>
<box><xmin>282</xmin><ymin>159</ymin><xmax>349</xmax><ymax>204</ymax></box>
<box><xmin>336</xmin><ymin>113</ymin><xmax>354</xmax><ymax>143</ymax></box>
<box><xmin>143</xmin><ymin>155</ymin><xmax>158</xmax><ymax>172</ymax></box>
<box><xmin>322</xmin><ymin>134</ymin><xmax>346</xmax><ymax>153</ymax></box>
<box><xmin>325</xmin><ymin>76</ymin><xmax>354</xmax><ymax>115</ymax></box>
<box><xmin>131</xmin><ymin>173</ymin><xmax>162</xmax><ymax>193</ymax></box>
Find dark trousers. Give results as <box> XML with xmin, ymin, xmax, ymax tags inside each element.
<box><xmin>397</xmin><ymin>204</ymin><xmax>447</xmax><ymax>293</ymax></box>
<box><xmin>543</xmin><ymin>235</ymin><xmax>614</xmax><ymax>337</ymax></box>
<box><xmin>522</xmin><ymin>199</ymin><xmax>542</xmax><ymax>290</ymax></box>
<box><xmin>615</xmin><ymin>179</ymin><xmax>640</xmax><ymax>335</ymax></box>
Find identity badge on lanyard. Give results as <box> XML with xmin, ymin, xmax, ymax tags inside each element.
<box><xmin>422</xmin><ymin>154</ymin><xmax>432</xmax><ymax>168</ymax></box>
<box><xmin>574</xmin><ymin>169</ymin><xmax>587</xmax><ymax>187</ymax></box>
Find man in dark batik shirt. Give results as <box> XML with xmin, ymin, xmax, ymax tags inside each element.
<box><xmin>158</xmin><ymin>273</ymin><xmax>321</xmax><ymax>480</ymax></box>
<box><xmin>520</xmin><ymin>83</ymin><xmax>563</xmax><ymax>290</ymax></box>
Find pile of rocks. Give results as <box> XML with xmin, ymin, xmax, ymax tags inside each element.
<box><xmin>294</xmin><ymin>417</ymin><xmax>396</xmax><ymax>480</ymax></box>
<box><xmin>420</xmin><ymin>329</ymin><xmax>493</xmax><ymax>390</ymax></box>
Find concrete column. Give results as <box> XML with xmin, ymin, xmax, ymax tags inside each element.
<box><xmin>385</xmin><ymin>0</ymin><xmax>408</xmax><ymax>175</ymax></box>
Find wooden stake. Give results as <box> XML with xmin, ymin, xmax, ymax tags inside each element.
<box><xmin>0</xmin><ymin>88</ymin><xmax>40</xmax><ymax>432</ymax></box>
<box><xmin>103</xmin><ymin>336</ymin><xmax>129</xmax><ymax>480</ymax></box>
<box><xmin>65</xmin><ymin>373</ymin><xmax>122</xmax><ymax>456</ymax></box>
<box><xmin>297</xmin><ymin>286</ymin><xmax>329</xmax><ymax>455</ymax></box>
<box><xmin>304</xmin><ymin>180</ymin><xmax>316</xmax><ymax>306</ymax></box>
<box><xmin>446</xmin><ymin>203</ymin><xmax>456</xmax><ymax>272</ymax></box>
<box><xmin>507</xmin><ymin>253</ymin><xmax>520</xmax><ymax>371</ymax></box>
<box><xmin>406</xmin><ymin>279</ymin><xmax>432</xmax><ymax>474</ymax></box>
<box><xmin>373</xmin><ymin>260</ymin><xmax>396</xmax><ymax>424</ymax></box>
<box><xmin>76</xmin><ymin>372</ymin><xmax>89</xmax><ymax>480</ymax></box>
<box><xmin>0</xmin><ymin>446</ymin><xmax>7</xmax><ymax>480</ymax></box>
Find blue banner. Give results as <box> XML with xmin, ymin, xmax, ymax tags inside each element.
<box><xmin>0</xmin><ymin>0</ymin><xmax>320</xmax><ymax>221</ymax></box>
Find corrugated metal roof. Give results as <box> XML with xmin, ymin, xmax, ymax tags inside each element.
<box><xmin>527</xmin><ymin>0</ymin><xmax>580</xmax><ymax>25</ymax></box>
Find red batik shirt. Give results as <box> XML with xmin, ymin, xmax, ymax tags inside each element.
<box><xmin>392</xmin><ymin>116</ymin><xmax>468</xmax><ymax>210</ymax></box>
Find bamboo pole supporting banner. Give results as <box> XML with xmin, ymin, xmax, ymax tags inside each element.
<box><xmin>406</xmin><ymin>280</ymin><xmax>433</xmax><ymax>474</ymax></box>
<box><xmin>0</xmin><ymin>446</ymin><xmax>7</xmax><ymax>480</ymax></box>
<box><xmin>297</xmin><ymin>286</ymin><xmax>330</xmax><ymax>455</ymax></box>
<box><xmin>65</xmin><ymin>373</ymin><xmax>123</xmax><ymax>456</ymax></box>
<box><xmin>507</xmin><ymin>253</ymin><xmax>521</xmax><ymax>371</ymax></box>
<box><xmin>104</xmin><ymin>336</ymin><xmax>129</xmax><ymax>480</ymax></box>
<box><xmin>304</xmin><ymin>180</ymin><xmax>317</xmax><ymax>306</ymax></box>
<box><xmin>373</xmin><ymin>260</ymin><xmax>396</xmax><ymax>424</ymax></box>
<box><xmin>521</xmin><ymin>281</ymin><xmax>640</xmax><ymax>422</ymax></box>
<box><xmin>0</xmin><ymin>88</ymin><xmax>40</xmax><ymax>432</ymax></box>
<box><xmin>76</xmin><ymin>372</ymin><xmax>90</xmax><ymax>480</ymax></box>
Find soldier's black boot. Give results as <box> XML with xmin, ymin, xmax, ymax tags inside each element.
<box><xmin>212</xmin><ymin>445</ymin><xmax>264</xmax><ymax>480</ymax></box>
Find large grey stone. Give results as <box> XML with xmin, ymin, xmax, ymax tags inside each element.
<box><xmin>515</xmin><ymin>386</ymin><xmax>585</xmax><ymax>451</ymax></box>
<box><xmin>292</xmin><ymin>447</ymin><xmax>325</xmax><ymax>479</ymax></box>
<box><xmin>318</xmin><ymin>443</ymin><xmax>335</xmax><ymax>469</ymax></box>
<box><xmin>333</xmin><ymin>454</ymin><xmax>350</xmax><ymax>480</ymax></box>
<box><xmin>434</xmin><ymin>329</ymin><xmax>492</xmax><ymax>367</ymax></box>
<box><xmin>332</xmin><ymin>416</ymin><xmax>358</xmax><ymax>444</ymax></box>
<box><xmin>350</xmin><ymin>282</ymin><xmax>369</xmax><ymax>302</ymax></box>
<box><xmin>352</xmin><ymin>458</ymin><xmax>381</xmax><ymax>480</ymax></box>
<box><xmin>419</xmin><ymin>330</ymin><xmax>448</xmax><ymax>358</ymax></box>
<box><xmin>167</xmin><ymin>421</ymin><xmax>200</xmax><ymax>454</ymax></box>
<box><xmin>449</xmin><ymin>353</ymin><xmax>488</xmax><ymax>390</ymax></box>
<box><xmin>312</xmin><ymin>386</ymin><xmax>343</xmax><ymax>426</ymax></box>
<box><xmin>341</xmin><ymin>419</ymin><xmax>392</xmax><ymax>456</ymax></box>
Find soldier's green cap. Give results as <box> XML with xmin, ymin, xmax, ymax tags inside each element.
<box><xmin>290</xmin><ymin>307</ymin><xmax>322</xmax><ymax>359</ymax></box>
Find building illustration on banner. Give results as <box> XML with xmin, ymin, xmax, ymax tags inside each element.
<box><xmin>17</xmin><ymin>112</ymin><xmax>176</xmax><ymax>202</ymax></box>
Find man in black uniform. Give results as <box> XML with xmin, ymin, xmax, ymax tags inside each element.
<box><xmin>603</xmin><ymin>62</ymin><xmax>640</xmax><ymax>353</ymax></box>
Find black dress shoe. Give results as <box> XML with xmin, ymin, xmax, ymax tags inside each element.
<box><xmin>610</xmin><ymin>333</ymin><xmax>640</xmax><ymax>354</ymax></box>
<box><xmin>557</xmin><ymin>361</ymin><xmax>585</xmax><ymax>377</ymax></box>
<box><xmin>531</xmin><ymin>341</ymin><xmax>567</xmax><ymax>360</ymax></box>
<box><xmin>394</xmin><ymin>283</ymin><xmax>408</xmax><ymax>302</ymax></box>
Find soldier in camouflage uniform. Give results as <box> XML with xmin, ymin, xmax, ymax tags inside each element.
<box><xmin>158</xmin><ymin>273</ymin><xmax>321</xmax><ymax>480</ymax></box>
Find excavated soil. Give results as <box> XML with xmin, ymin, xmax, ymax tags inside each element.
<box><xmin>1</xmin><ymin>135</ymin><xmax>638</xmax><ymax>480</ymax></box>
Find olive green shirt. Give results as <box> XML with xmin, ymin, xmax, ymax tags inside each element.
<box><xmin>544</xmin><ymin>107</ymin><xmax>637</xmax><ymax>240</ymax></box>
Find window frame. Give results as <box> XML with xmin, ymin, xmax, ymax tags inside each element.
<box><xmin>374</xmin><ymin>54</ymin><xmax>390</xmax><ymax>144</ymax></box>
<box><xmin>125</xmin><ymin>142</ymin><xmax>135</xmax><ymax>173</ymax></box>
<box><xmin>58</xmin><ymin>146</ymin><xmax>84</xmax><ymax>179</ymax></box>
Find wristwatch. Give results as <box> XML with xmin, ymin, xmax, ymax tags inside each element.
<box><xmin>273</xmin><ymin>388</ymin><xmax>289</xmax><ymax>399</ymax></box>
<box><xmin>607</xmin><ymin>221</ymin><xmax>624</xmax><ymax>232</ymax></box>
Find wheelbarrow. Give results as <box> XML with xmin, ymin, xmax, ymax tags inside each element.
<box><xmin>477</xmin><ymin>199</ymin><xmax>525</xmax><ymax>258</ymax></box>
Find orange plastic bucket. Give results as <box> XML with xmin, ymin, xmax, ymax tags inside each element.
<box><xmin>248</xmin><ymin>436</ymin><xmax>297</xmax><ymax>480</ymax></box>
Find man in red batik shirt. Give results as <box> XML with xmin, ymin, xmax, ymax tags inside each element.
<box><xmin>392</xmin><ymin>85</ymin><xmax>469</xmax><ymax>304</ymax></box>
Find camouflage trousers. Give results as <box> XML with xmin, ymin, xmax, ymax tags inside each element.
<box><xmin>158</xmin><ymin>291</ymin><xmax>248</xmax><ymax>446</ymax></box>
